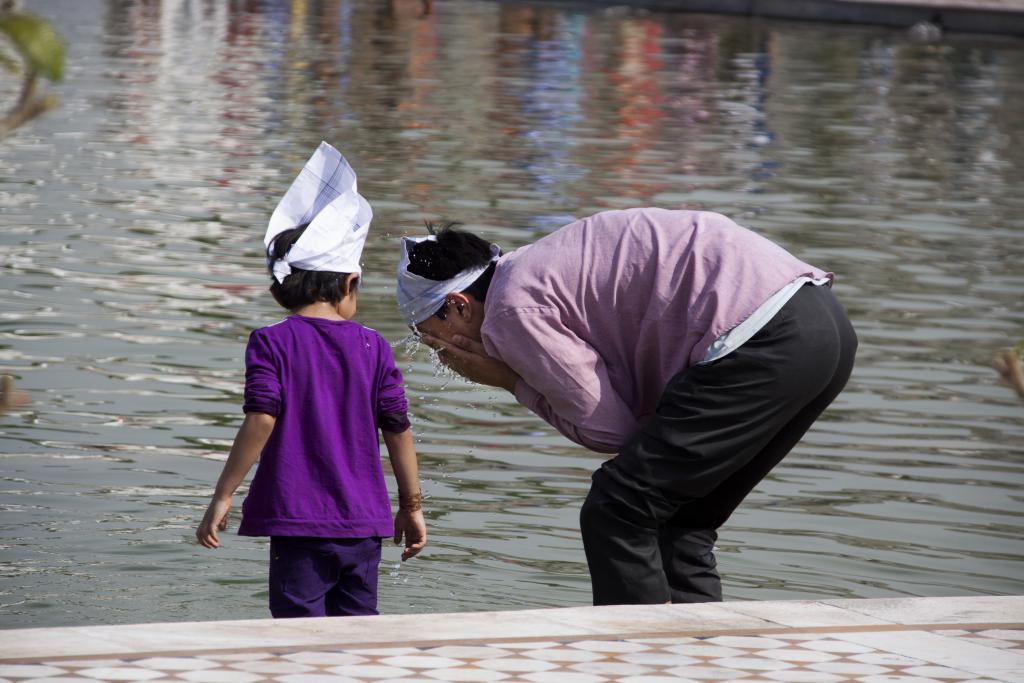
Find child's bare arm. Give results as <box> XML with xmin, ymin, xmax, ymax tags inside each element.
<box><xmin>383</xmin><ymin>428</ymin><xmax>426</xmax><ymax>561</ymax></box>
<box><xmin>196</xmin><ymin>412</ymin><xmax>276</xmax><ymax>549</ymax></box>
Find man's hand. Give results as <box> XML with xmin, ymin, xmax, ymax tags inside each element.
<box><xmin>422</xmin><ymin>334</ymin><xmax>519</xmax><ymax>393</ymax></box>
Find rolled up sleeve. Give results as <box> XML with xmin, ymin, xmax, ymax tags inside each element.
<box><xmin>243</xmin><ymin>330</ymin><xmax>282</xmax><ymax>417</ymax></box>
<box><xmin>375</xmin><ymin>335</ymin><xmax>410</xmax><ymax>433</ymax></box>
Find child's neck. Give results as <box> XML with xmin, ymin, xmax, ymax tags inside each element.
<box><xmin>292</xmin><ymin>302</ymin><xmax>350</xmax><ymax>321</ymax></box>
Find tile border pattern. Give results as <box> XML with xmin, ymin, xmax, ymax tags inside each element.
<box><xmin>0</xmin><ymin>625</ymin><xmax>1021</xmax><ymax>683</ymax></box>
<box><xmin>0</xmin><ymin>597</ymin><xmax>1021</xmax><ymax>683</ymax></box>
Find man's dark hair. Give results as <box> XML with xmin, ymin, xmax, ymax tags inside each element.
<box><xmin>266</xmin><ymin>224</ymin><xmax>358</xmax><ymax>310</ymax></box>
<box><xmin>406</xmin><ymin>222</ymin><xmax>495</xmax><ymax>320</ymax></box>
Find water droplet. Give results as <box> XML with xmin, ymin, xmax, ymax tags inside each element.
<box><xmin>428</xmin><ymin>347</ymin><xmax>457</xmax><ymax>387</ymax></box>
<box><xmin>396</xmin><ymin>334</ymin><xmax>421</xmax><ymax>356</ymax></box>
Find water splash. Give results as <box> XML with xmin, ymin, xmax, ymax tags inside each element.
<box><xmin>396</xmin><ymin>333</ymin><xmax>421</xmax><ymax>357</ymax></box>
<box><xmin>427</xmin><ymin>347</ymin><xmax>458</xmax><ymax>388</ymax></box>
<box><xmin>393</xmin><ymin>333</ymin><xmax>459</xmax><ymax>387</ymax></box>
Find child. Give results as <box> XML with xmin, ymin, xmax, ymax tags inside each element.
<box><xmin>196</xmin><ymin>142</ymin><xmax>425</xmax><ymax>618</ymax></box>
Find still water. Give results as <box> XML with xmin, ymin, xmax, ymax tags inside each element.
<box><xmin>1</xmin><ymin>0</ymin><xmax>1022</xmax><ymax>628</ymax></box>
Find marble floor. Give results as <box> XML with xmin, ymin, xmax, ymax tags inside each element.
<box><xmin>1</xmin><ymin>597</ymin><xmax>1022</xmax><ymax>682</ymax></box>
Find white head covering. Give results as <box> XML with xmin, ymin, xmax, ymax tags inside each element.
<box><xmin>395</xmin><ymin>235</ymin><xmax>501</xmax><ymax>328</ymax></box>
<box><xmin>264</xmin><ymin>141</ymin><xmax>372</xmax><ymax>284</ymax></box>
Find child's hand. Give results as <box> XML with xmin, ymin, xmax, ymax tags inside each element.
<box><xmin>196</xmin><ymin>496</ymin><xmax>231</xmax><ymax>549</ymax></box>
<box><xmin>394</xmin><ymin>508</ymin><xmax>426</xmax><ymax>561</ymax></box>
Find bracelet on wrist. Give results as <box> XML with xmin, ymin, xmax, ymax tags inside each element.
<box><xmin>399</xmin><ymin>492</ymin><xmax>423</xmax><ymax>512</ymax></box>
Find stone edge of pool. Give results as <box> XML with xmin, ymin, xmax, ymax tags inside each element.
<box><xmin>562</xmin><ymin>0</ymin><xmax>1024</xmax><ymax>36</ymax></box>
<box><xmin>1</xmin><ymin>595</ymin><xmax>1021</xmax><ymax>662</ymax></box>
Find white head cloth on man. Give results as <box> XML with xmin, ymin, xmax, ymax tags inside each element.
<box><xmin>395</xmin><ymin>236</ymin><xmax>501</xmax><ymax>328</ymax></box>
<box><xmin>264</xmin><ymin>141</ymin><xmax>373</xmax><ymax>284</ymax></box>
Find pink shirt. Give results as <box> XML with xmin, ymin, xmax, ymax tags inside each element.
<box><xmin>480</xmin><ymin>208</ymin><xmax>832</xmax><ymax>454</ymax></box>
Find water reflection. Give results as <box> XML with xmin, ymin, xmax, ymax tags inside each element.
<box><xmin>0</xmin><ymin>0</ymin><xmax>1022</xmax><ymax>628</ymax></box>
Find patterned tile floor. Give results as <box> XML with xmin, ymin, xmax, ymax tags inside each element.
<box><xmin>3</xmin><ymin>628</ymin><xmax>1023</xmax><ymax>682</ymax></box>
<box><xmin>2</xmin><ymin>598</ymin><xmax>1022</xmax><ymax>682</ymax></box>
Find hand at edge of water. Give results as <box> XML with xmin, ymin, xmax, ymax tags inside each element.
<box><xmin>196</xmin><ymin>496</ymin><xmax>231</xmax><ymax>549</ymax></box>
<box><xmin>394</xmin><ymin>508</ymin><xmax>426</xmax><ymax>562</ymax></box>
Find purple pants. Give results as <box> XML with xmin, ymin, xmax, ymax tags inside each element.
<box><xmin>268</xmin><ymin>536</ymin><xmax>382</xmax><ymax>618</ymax></box>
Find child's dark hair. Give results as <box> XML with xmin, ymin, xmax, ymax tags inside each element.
<box><xmin>267</xmin><ymin>224</ymin><xmax>359</xmax><ymax>310</ymax></box>
<box><xmin>406</xmin><ymin>222</ymin><xmax>496</xmax><ymax>320</ymax></box>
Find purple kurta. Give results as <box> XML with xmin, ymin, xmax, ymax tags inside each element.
<box><xmin>481</xmin><ymin>208</ymin><xmax>832</xmax><ymax>454</ymax></box>
<box><xmin>238</xmin><ymin>315</ymin><xmax>410</xmax><ymax>538</ymax></box>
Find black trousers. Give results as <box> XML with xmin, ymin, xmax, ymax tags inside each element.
<box><xmin>580</xmin><ymin>284</ymin><xmax>857</xmax><ymax>605</ymax></box>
